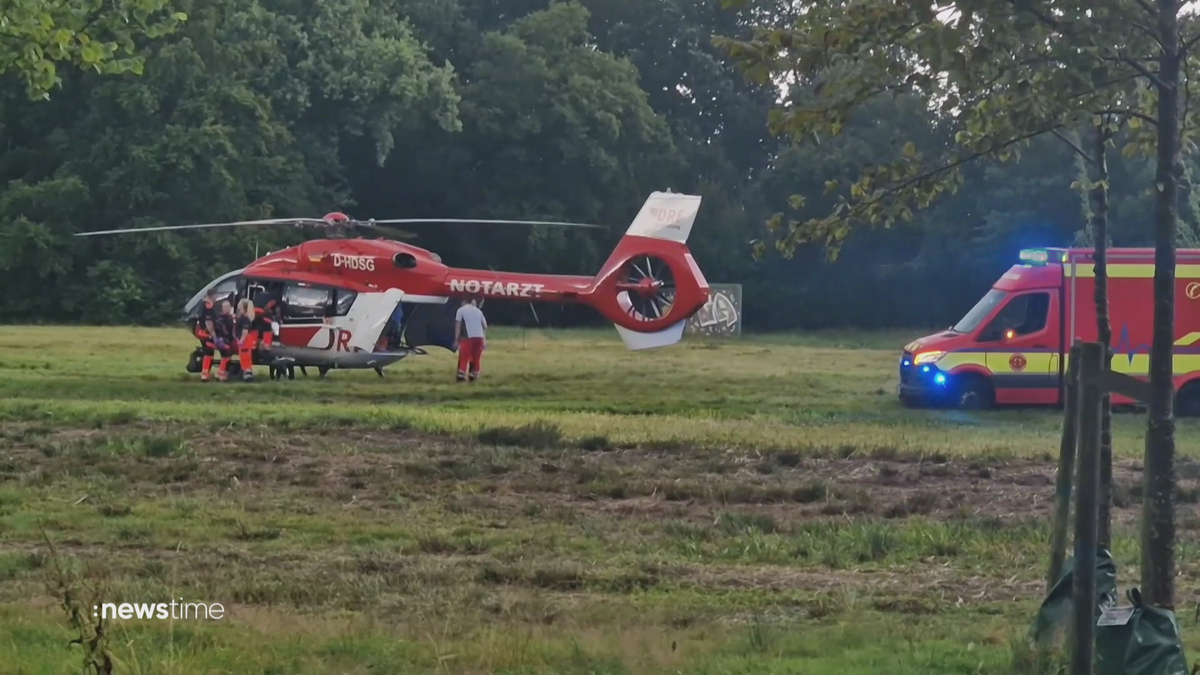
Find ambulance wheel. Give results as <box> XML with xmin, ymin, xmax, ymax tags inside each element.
<box><xmin>954</xmin><ymin>376</ymin><xmax>994</xmax><ymax>411</ymax></box>
<box><xmin>1177</xmin><ymin>383</ymin><xmax>1200</xmax><ymax>418</ymax></box>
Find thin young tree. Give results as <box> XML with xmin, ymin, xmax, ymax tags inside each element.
<box><xmin>1070</xmin><ymin>113</ymin><xmax>1123</xmax><ymax>552</ymax></box>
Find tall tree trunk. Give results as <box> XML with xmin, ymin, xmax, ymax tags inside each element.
<box><xmin>1143</xmin><ymin>0</ymin><xmax>1181</xmax><ymax>610</ymax></box>
<box><xmin>1090</xmin><ymin>119</ymin><xmax>1114</xmax><ymax>552</ymax></box>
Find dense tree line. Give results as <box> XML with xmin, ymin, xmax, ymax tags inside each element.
<box><xmin>2</xmin><ymin>0</ymin><xmax>1198</xmax><ymax>330</ymax></box>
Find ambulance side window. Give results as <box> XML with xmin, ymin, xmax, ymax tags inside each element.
<box><xmin>979</xmin><ymin>292</ymin><xmax>1050</xmax><ymax>341</ymax></box>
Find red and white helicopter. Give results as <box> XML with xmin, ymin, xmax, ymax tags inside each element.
<box><xmin>76</xmin><ymin>191</ymin><xmax>710</xmax><ymax>377</ymax></box>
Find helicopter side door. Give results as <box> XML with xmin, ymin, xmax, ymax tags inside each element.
<box><xmin>274</xmin><ymin>282</ymin><xmax>337</xmax><ymax>348</ymax></box>
<box><xmin>399</xmin><ymin>301</ymin><xmax>459</xmax><ymax>352</ymax></box>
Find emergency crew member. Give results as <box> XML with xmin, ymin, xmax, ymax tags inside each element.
<box><xmin>235</xmin><ymin>299</ymin><xmax>256</xmax><ymax>381</ymax></box>
<box><xmin>454</xmin><ymin>296</ymin><xmax>487</xmax><ymax>382</ymax></box>
<box><xmin>212</xmin><ymin>300</ymin><xmax>238</xmax><ymax>382</ymax></box>
<box><xmin>252</xmin><ymin>284</ymin><xmax>282</xmax><ymax>348</ymax></box>
<box><xmin>250</xmin><ymin>284</ymin><xmax>284</xmax><ymax>379</ymax></box>
<box><xmin>195</xmin><ymin>288</ymin><xmax>219</xmax><ymax>382</ymax></box>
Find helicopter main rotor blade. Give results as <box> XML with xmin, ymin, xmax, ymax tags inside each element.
<box><xmin>366</xmin><ymin>217</ymin><xmax>606</xmax><ymax>229</ymax></box>
<box><xmin>74</xmin><ymin>217</ymin><xmax>328</xmax><ymax>237</ymax></box>
<box><xmin>74</xmin><ymin>216</ymin><xmax>605</xmax><ymax>238</ymax></box>
<box><xmin>362</xmin><ymin>223</ymin><xmax>419</xmax><ymax>239</ymax></box>
<box><xmin>380</xmin><ymin>229</ymin><xmax>419</xmax><ymax>240</ymax></box>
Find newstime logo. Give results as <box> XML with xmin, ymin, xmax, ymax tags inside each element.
<box><xmin>94</xmin><ymin>599</ymin><xmax>225</xmax><ymax>620</ymax></box>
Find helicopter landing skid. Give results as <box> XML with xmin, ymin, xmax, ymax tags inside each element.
<box><xmin>185</xmin><ymin>344</ymin><xmax>426</xmax><ymax>377</ymax></box>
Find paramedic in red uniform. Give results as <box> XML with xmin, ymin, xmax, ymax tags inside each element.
<box><xmin>235</xmin><ymin>298</ymin><xmax>256</xmax><ymax>381</ymax></box>
<box><xmin>252</xmin><ymin>283</ymin><xmax>282</xmax><ymax>348</ymax></box>
<box><xmin>454</xmin><ymin>297</ymin><xmax>487</xmax><ymax>382</ymax></box>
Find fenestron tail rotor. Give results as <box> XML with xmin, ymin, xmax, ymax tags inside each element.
<box><xmin>615</xmin><ymin>254</ymin><xmax>676</xmax><ymax>322</ymax></box>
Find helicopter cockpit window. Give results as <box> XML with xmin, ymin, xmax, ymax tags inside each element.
<box><xmin>334</xmin><ymin>290</ymin><xmax>357</xmax><ymax>316</ymax></box>
<box><xmin>211</xmin><ymin>278</ymin><xmax>240</xmax><ymax>308</ymax></box>
<box><xmin>283</xmin><ymin>284</ymin><xmax>333</xmax><ymax>319</ymax></box>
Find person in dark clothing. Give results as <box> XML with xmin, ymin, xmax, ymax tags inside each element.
<box><xmin>234</xmin><ymin>299</ymin><xmax>256</xmax><ymax>381</ymax></box>
<box><xmin>213</xmin><ymin>300</ymin><xmax>238</xmax><ymax>382</ymax></box>
<box><xmin>252</xmin><ymin>285</ymin><xmax>282</xmax><ymax>349</ymax></box>
<box><xmin>194</xmin><ymin>288</ymin><xmax>219</xmax><ymax>382</ymax></box>
<box><xmin>385</xmin><ymin>303</ymin><xmax>404</xmax><ymax>349</ymax></box>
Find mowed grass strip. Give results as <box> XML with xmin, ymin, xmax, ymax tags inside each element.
<box><xmin>1</xmin><ymin>326</ymin><xmax>1196</xmax><ymax>459</ymax></box>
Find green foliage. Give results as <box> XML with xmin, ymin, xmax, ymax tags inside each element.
<box><xmin>0</xmin><ymin>0</ymin><xmax>188</xmax><ymax>99</ymax></box>
<box><xmin>0</xmin><ymin>0</ymin><xmax>459</xmax><ymax>323</ymax></box>
<box><xmin>715</xmin><ymin>0</ymin><xmax>1158</xmax><ymax>258</ymax></box>
<box><xmin>362</xmin><ymin>1</ymin><xmax>680</xmax><ymax>277</ymax></box>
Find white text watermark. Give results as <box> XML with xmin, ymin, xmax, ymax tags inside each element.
<box><xmin>93</xmin><ymin>600</ymin><xmax>226</xmax><ymax>620</ymax></box>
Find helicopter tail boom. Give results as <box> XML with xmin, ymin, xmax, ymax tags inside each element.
<box><xmin>440</xmin><ymin>192</ymin><xmax>708</xmax><ymax>350</ymax></box>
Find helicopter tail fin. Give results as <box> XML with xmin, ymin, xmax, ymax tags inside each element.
<box><xmin>591</xmin><ymin>192</ymin><xmax>709</xmax><ymax>350</ymax></box>
<box><xmin>622</xmin><ymin>190</ymin><xmax>701</xmax><ymax>244</ymax></box>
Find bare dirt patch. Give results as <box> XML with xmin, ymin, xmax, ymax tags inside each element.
<box><xmin>680</xmin><ymin>563</ymin><xmax>1043</xmax><ymax>604</ymax></box>
<box><xmin>0</xmin><ymin>422</ymin><xmax>1162</xmax><ymax>525</ymax></box>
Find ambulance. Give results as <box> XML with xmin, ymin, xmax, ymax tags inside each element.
<box><xmin>898</xmin><ymin>247</ymin><xmax>1200</xmax><ymax>415</ymax></box>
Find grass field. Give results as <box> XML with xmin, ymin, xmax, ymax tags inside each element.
<box><xmin>2</xmin><ymin>325</ymin><xmax>1199</xmax><ymax>674</ymax></box>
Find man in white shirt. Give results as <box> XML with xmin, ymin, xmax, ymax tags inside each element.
<box><xmin>454</xmin><ymin>297</ymin><xmax>487</xmax><ymax>382</ymax></box>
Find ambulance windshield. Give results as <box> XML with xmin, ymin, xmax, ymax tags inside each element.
<box><xmin>953</xmin><ymin>289</ymin><xmax>1008</xmax><ymax>333</ymax></box>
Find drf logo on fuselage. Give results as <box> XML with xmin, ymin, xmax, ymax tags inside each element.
<box><xmin>448</xmin><ymin>278</ymin><xmax>545</xmax><ymax>298</ymax></box>
<box><xmin>332</xmin><ymin>254</ymin><xmax>375</xmax><ymax>271</ymax></box>
<box><xmin>650</xmin><ymin>207</ymin><xmax>686</xmax><ymax>222</ymax></box>
<box><xmin>314</xmin><ymin>328</ymin><xmax>354</xmax><ymax>352</ymax></box>
<box><xmin>649</xmin><ymin>207</ymin><xmax>689</xmax><ymax>229</ymax></box>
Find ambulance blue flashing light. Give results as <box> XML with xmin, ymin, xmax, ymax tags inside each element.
<box><xmin>1019</xmin><ymin>248</ymin><xmax>1049</xmax><ymax>265</ymax></box>
<box><xmin>934</xmin><ymin>373</ymin><xmax>947</xmax><ymax>386</ymax></box>
<box><xmin>1019</xmin><ymin>248</ymin><xmax>1070</xmax><ymax>265</ymax></box>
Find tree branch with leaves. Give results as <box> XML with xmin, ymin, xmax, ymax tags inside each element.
<box><xmin>0</xmin><ymin>0</ymin><xmax>187</xmax><ymax>99</ymax></box>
